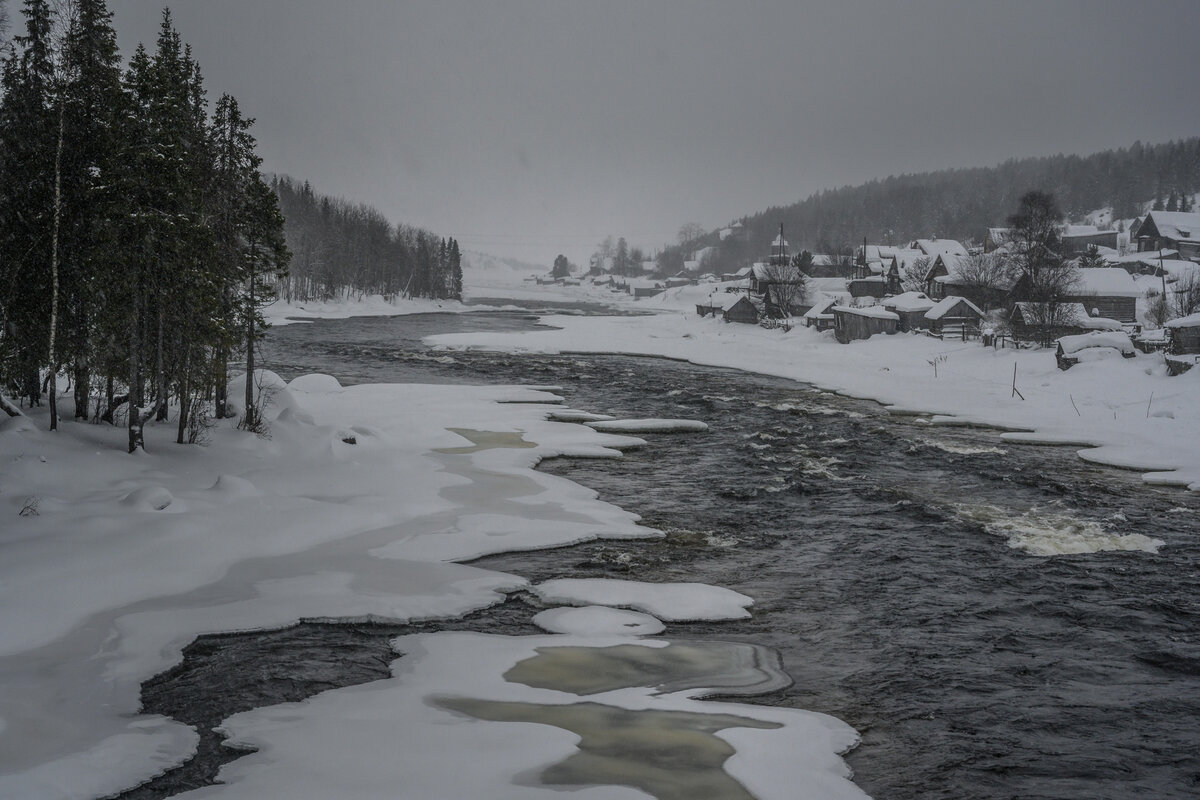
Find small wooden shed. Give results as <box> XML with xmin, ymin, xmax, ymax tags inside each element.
<box><xmin>923</xmin><ymin>295</ymin><xmax>984</xmax><ymax>336</ymax></box>
<box><xmin>881</xmin><ymin>292</ymin><xmax>936</xmax><ymax>332</ymax></box>
<box><xmin>722</xmin><ymin>295</ymin><xmax>761</xmax><ymax>324</ymax></box>
<box><xmin>832</xmin><ymin>305</ymin><xmax>899</xmax><ymax>343</ymax></box>
<box><xmin>1164</xmin><ymin>312</ymin><xmax>1200</xmax><ymax>375</ymax></box>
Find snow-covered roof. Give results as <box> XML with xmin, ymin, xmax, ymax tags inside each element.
<box><xmin>807</xmin><ymin>277</ymin><xmax>849</xmax><ymax>294</ymax></box>
<box><xmin>704</xmin><ymin>292</ymin><xmax>750</xmax><ymax>310</ymax></box>
<box><xmin>987</xmin><ymin>228</ymin><xmax>1011</xmax><ymax>242</ymax></box>
<box><xmin>1057</xmin><ymin>331</ymin><xmax>1135</xmax><ymax>355</ymax></box>
<box><xmin>1165</xmin><ymin>312</ymin><xmax>1200</xmax><ymax>329</ymax></box>
<box><xmin>1140</xmin><ymin>210</ymin><xmax>1200</xmax><ymax>243</ymax></box>
<box><xmin>802</xmin><ymin>296</ymin><xmax>838</xmax><ymax>320</ymax></box>
<box><xmin>1104</xmin><ymin>249</ymin><xmax>1180</xmax><ymax>264</ymax></box>
<box><xmin>910</xmin><ymin>238</ymin><xmax>968</xmax><ymax>257</ymax></box>
<box><xmin>924</xmin><ymin>295</ymin><xmax>983</xmax><ymax>321</ymax></box>
<box><xmin>1073</xmin><ymin>268</ymin><xmax>1141</xmax><ymax>298</ymax></box>
<box><xmin>862</xmin><ymin>245</ymin><xmax>899</xmax><ymax>262</ymax></box>
<box><xmin>771</xmin><ymin>234</ymin><xmax>788</xmax><ymax>247</ymax></box>
<box><xmin>833</xmin><ymin>305</ymin><xmax>900</xmax><ymax>321</ymax></box>
<box><xmin>1078</xmin><ymin>315</ymin><xmax>1125</xmax><ymax>331</ymax></box>
<box><xmin>883</xmin><ymin>292</ymin><xmax>936</xmax><ymax>313</ymax></box>
<box><xmin>1061</xmin><ymin>224</ymin><xmax>1104</xmax><ymax>237</ymax></box>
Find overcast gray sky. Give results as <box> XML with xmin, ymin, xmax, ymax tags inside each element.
<box><xmin>108</xmin><ymin>0</ymin><xmax>1200</xmax><ymax>266</ymax></box>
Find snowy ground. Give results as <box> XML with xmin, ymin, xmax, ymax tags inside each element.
<box><xmin>0</xmin><ymin>369</ymin><xmax>864</xmax><ymax>799</ymax></box>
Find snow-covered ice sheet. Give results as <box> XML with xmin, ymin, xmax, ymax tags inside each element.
<box><xmin>532</xmin><ymin>578</ymin><xmax>754</xmax><ymax>621</ymax></box>
<box><xmin>0</xmin><ymin>374</ymin><xmax>674</xmax><ymax>798</ymax></box>
<box><xmin>586</xmin><ymin>418</ymin><xmax>710</xmax><ymax>433</ymax></box>
<box><xmin>170</xmin><ymin>631</ymin><xmax>866</xmax><ymax>800</ymax></box>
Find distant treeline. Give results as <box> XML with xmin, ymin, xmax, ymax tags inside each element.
<box><xmin>663</xmin><ymin>138</ymin><xmax>1200</xmax><ymax>275</ymax></box>
<box><xmin>272</xmin><ymin>175</ymin><xmax>462</xmax><ymax>304</ymax></box>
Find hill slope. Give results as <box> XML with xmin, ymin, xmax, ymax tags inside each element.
<box><xmin>666</xmin><ymin>138</ymin><xmax>1200</xmax><ymax>274</ymax></box>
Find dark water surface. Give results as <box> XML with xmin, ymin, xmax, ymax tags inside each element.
<box><xmin>129</xmin><ymin>311</ymin><xmax>1200</xmax><ymax>800</ymax></box>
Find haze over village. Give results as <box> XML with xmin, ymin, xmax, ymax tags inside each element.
<box><xmin>1</xmin><ymin>2</ymin><xmax>1199</xmax><ymax>800</ymax></box>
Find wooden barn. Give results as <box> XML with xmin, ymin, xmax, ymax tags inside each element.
<box><xmin>881</xmin><ymin>292</ymin><xmax>936</xmax><ymax>332</ymax></box>
<box><xmin>1164</xmin><ymin>312</ymin><xmax>1200</xmax><ymax>375</ymax></box>
<box><xmin>923</xmin><ymin>296</ymin><xmax>984</xmax><ymax>336</ymax></box>
<box><xmin>832</xmin><ymin>305</ymin><xmax>899</xmax><ymax>344</ymax></box>
<box><xmin>1064</xmin><ymin>268</ymin><xmax>1141</xmax><ymax>323</ymax></box>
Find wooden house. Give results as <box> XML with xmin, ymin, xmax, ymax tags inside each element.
<box><xmin>1164</xmin><ymin>312</ymin><xmax>1200</xmax><ymax>375</ymax></box>
<box><xmin>923</xmin><ymin>252</ymin><xmax>1016</xmax><ymax>307</ymax></box>
<box><xmin>832</xmin><ymin>305</ymin><xmax>899</xmax><ymax>343</ymax></box>
<box><xmin>848</xmin><ymin>275</ymin><xmax>889</xmax><ymax>299</ymax></box>
<box><xmin>802</xmin><ymin>296</ymin><xmax>838</xmax><ymax>330</ymax></box>
<box><xmin>881</xmin><ymin>292</ymin><xmax>936</xmax><ymax>332</ymax></box>
<box><xmin>1134</xmin><ymin>211</ymin><xmax>1200</xmax><ymax>260</ymax></box>
<box><xmin>1009</xmin><ymin>302</ymin><xmax>1123</xmax><ymax>344</ymax></box>
<box><xmin>1060</xmin><ymin>225</ymin><xmax>1119</xmax><ymax>257</ymax></box>
<box><xmin>1064</xmin><ymin>268</ymin><xmax>1141</xmax><ymax>323</ymax></box>
<box><xmin>924</xmin><ymin>296</ymin><xmax>984</xmax><ymax>336</ymax></box>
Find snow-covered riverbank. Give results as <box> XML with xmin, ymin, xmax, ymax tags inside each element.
<box><xmin>427</xmin><ymin>290</ymin><xmax>1200</xmax><ymax>492</ymax></box>
<box><xmin>0</xmin><ymin>371</ymin><xmax>865</xmax><ymax>799</ymax></box>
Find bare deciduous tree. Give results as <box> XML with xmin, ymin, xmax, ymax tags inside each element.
<box><xmin>759</xmin><ymin>262</ymin><xmax>807</xmax><ymax>317</ymax></box>
<box><xmin>951</xmin><ymin>252</ymin><xmax>1018</xmax><ymax>311</ymax></box>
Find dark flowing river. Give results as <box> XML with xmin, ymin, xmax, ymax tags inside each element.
<box><xmin>123</xmin><ymin>310</ymin><xmax>1200</xmax><ymax>800</ymax></box>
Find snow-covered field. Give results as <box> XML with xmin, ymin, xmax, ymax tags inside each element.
<box><xmin>0</xmin><ymin>367</ymin><xmax>864</xmax><ymax>799</ymax></box>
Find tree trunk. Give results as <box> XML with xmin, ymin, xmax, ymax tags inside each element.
<box><xmin>48</xmin><ymin>108</ymin><xmax>64</xmax><ymax>432</ymax></box>
<box><xmin>214</xmin><ymin>347</ymin><xmax>228</xmax><ymax>418</ymax></box>
<box><xmin>176</xmin><ymin>346</ymin><xmax>190</xmax><ymax>444</ymax></box>
<box><xmin>105</xmin><ymin>374</ymin><xmax>114</xmax><ymax>423</ymax></box>
<box><xmin>128</xmin><ymin>319</ymin><xmax>144</xmax><ymax>453</ymax></box>
<box><xmin>244</xmin><ymin>276</ymin><xmax>256</xmax><ymax>431</ymax></box>
<box><xmin>155</xmin><ymin>307</ymin><xmax>168</xmax><ymax>421</ymax></box>
<box><xmin>74</xmin><ymin>359</ymin><xmax>89</xmax><ymax>420</ymax></box>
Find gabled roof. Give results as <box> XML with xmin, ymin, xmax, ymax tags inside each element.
<box><xmin>1071</xmin><ymin>268</ymin><xmax>1141</xmax><ymax>298</ymax></box>
<box><xmin>910</xmin><ymin>238</ymin><xmax>968</xmax><ymax>257</ymax></box>
<box><xmin>883</xmin><ymin>291</ymin><xmax>935</xmax><ymax>313</ymax></box>
<box><xmin>925</xmin><ymin>295</ymin><xmax>983</xmax><ymax>321</ymax></box>
<box><xmin>802</xmin><ymin>295</ymin><xmax>838</xmax><ymax>320</ymax></box>
<box><xmin>833</xmin><ymin>305</ymin><xmax>899</xmax><ymax>321</ymax></box>
<box><xmin>1061</xmin><ymin>224</ymin><xmax>1105</xmax><ymax>237</ymax></box>
<box><xmin>1138</xmin><ymin>211</ymin><xmax>1200</xmax><ymax>243</ymax></box>
<box><xmin>705</xmin><ymin>292</ymin><xmax>751</xmax><ymax>310</ymax></box>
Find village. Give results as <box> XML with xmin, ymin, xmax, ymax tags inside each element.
<box><xmin>539</xmin><ymin>205</ymin><xmax>1200</xmax><ymax>379</ymax></box>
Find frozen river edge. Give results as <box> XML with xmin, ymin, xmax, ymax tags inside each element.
<box><xmin>426</xmin><ymin>307</ymin><xmax>1200</xmax><ymax>492</ymax></box>
<box><xmin>0</xmin><ymin>372</ymin><xmax>867</xmax><ymax>800</ymax></box>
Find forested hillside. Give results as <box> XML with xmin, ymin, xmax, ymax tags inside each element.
<box><xmin>272</xmin><ymin>176</ymin><xmax>462</xmax><ymax>305</ymax></box>
<box><xmin>664</xmin><ymin>139</ymin><xmax>1200</xmax><ymax>274</ymax></box>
